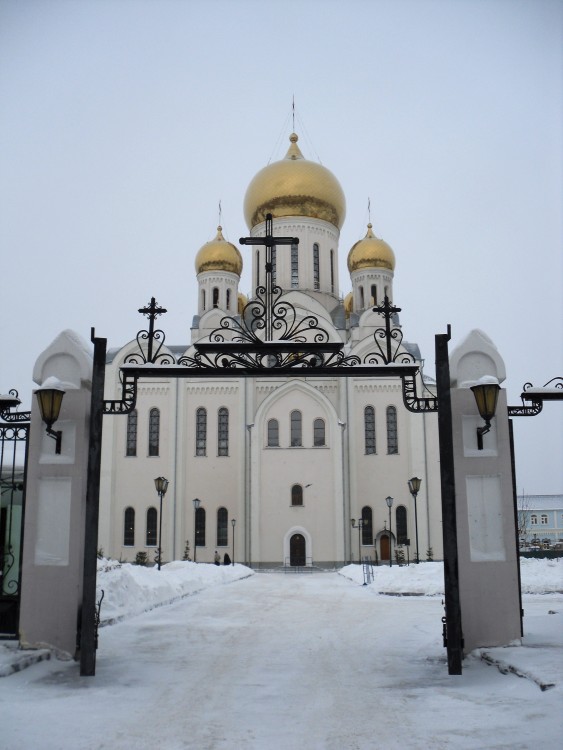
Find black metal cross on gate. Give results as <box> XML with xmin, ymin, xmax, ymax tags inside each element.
<box><xmin>240</xmin><ymin>213</ymin><xmax>298</xmax><ymax>340</ymax></box>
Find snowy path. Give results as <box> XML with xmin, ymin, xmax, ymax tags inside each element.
<box><xmin>2</xmin><ymin>572</ymin><xmax>561</xmax><ymax>750</ymax></box>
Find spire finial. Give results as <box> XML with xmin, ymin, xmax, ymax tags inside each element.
<box><xmin>218</xmin><ymin>200</ymin><xmax>222</xmax><ymax>226</ymax></box>
<box><xmin>292</xmin><ymin>95</ymin><xmax>295</xmax><ymax>132</ymax></box>
<box><xmin>368</xmin><ymin>197</ymin><xmax>371</xmax><ymax>224</ymax></box>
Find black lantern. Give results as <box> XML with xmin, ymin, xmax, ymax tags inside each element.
<box><xmin>470</xmin><ymin>380</ymin><xmax>501</xmax><ymax>450</ymax></box>
<box><xmin>407</xmin><ymin>477</ymin><xmax>422</xmax><ymax>564</ymax></box>
<box><xmin>35</xmin><ymin>385</ymin><xmax>65</xmax><ymax>454</ymax></box>
<box><xmin>154</xmin><ymin>477</ymin><xmax>169</xmax><ymax>570</ymax></box>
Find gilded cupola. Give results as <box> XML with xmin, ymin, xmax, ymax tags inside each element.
<box><xmin>194</xmin><ymin>226</ymin><xmax>243</xmax><ymax>276</ymax></box>
<box><xmin>347</xmin><ymin>224</ymin><xmax>396</xmax><ymax>273</ymax></box>
<box><xmin>243</xmin><ymin>133</ymin><xmax>346</xmax><ymax>230</ymax></box>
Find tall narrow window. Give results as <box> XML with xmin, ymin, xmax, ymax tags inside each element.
<box><xmin>291</xmin><ymin>484</ymin><xmax>303</xmax><ymax>506</ymax></box>
<box><xmin>396</xmin><ymin>506</ymin><xmax>408</xmax><ymax>544</ymax></box>
<box><xmin>313</xmin><ymin>243</ymin><xmax>320</xmax><ymax>289</ymax></box>
<box><xmin>212</xmin><ymin>287</ymin><xmax>219</xmax><ymax>308</ymax></box>
<box><xmin>267</xmin><ymin>418</ymin><xmax>279</xmax><ymax>447</ymax></box>
<box><xmin>123</xmin><ymin>507</ymin><xmax>135</xmax><ymax>546</ymax></box>
<box><xmin>359</xmin><ymin>286</ymin><xmax>365</xmax><ymax>309</ymax></box>
<box><xmin>361</xmin><ymin>506</ymin><xmax>373</xmax><ymax>545</ymax></box>
<box><xmin>218</xmin><ymin>407</ymin><xmax>229</xmax><ymax>456</ymax></box>
<box><xmin>148</xmin><ymin>408</ymin><xmax>160</xmax><ymax>456</ymax></box>
<box><xmin>330</xmin><ymin>249</ymin><xmax>335</xmax><ymax>293</ymax></box>
<box><xmin>126</xmin><ymin>409</ymin><xmax>137</xmax><ymax>456</ymax></box>
<box><xmin>226</xmin><ymin>289</ymin><xmax>231</xmax><ymax>310</ymax></box>
<box><xmin>217</xmin><ymin>507</ymin><xmax>228</xmax><ymax>546</ymax></box>
<box><xmin>371</xmin><ymin>284</ymin><xmax>377</xmax><ymax>305</ymax></box>
<box><xmin>146</xmin><ymin>507</ymin><xmax>157</xmax><ymax>546</ymax></box>
<box><xmin>291</xmin><ymin>243</ymin><xmax>299</xmax><ymax>288</ymax></box>
<box><xmin>196</xmin><ymin>407</ymin><xmax>207</xmax><ymax>456</ymax></box>
<box><xmin>201</xmin><ymin>289</ymin><xmax>206</xmax><ymax>311</ymax></box>
<box><xmin>386</xmin><ymin>406</ymin><xmax>398</xmax><ymax>454</ymax></box>
<box><xmin>290</xmin><ymin>410</ymin><xmax>302</xmax><ymax>447</ymax></box>
<box><xmin>313</xmin><ymin>418</ymin><xmax>326</xmax><ymax>447</ymax></box>
<box><xmin>364</xmin><ymin>406</ymin><xmax>376</xmax><ymax>454</ymax></box>
<box><xmin>196</xmin><ymin>506</ymin><xmax>206</xmax><ymax>547</ymax></box>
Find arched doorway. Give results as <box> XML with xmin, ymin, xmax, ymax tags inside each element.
<box><xmin>380</xmin><ymin>533</ymin><xmax>390</xmax><ymax>561</ymax></box>
<box><xmin>290</xmin><ymin>533</ymin><xmax>306</xmax><ymax>566</ymax></box>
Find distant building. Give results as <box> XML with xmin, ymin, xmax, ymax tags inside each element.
<box><xmin>517</xmin><ymin>495</ymin><xmax>563</xmax><ymax>548</ymax></box>
<box><xmin>98</xmin><ymin>132</ymin><xmax>445</xmax><ymax>568</ymax></box>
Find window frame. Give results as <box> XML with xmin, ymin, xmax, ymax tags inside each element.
<box><xmin>126</xmin><ymin>409</ymin><xmax>137</xmax><ymax>457</ymax></box>
<box><xmin>313</xmin><ymin>418</ymin><xmax>326</xmax><ymax>447</ymax></box>
<box><xmin>386</xmin><ymin>405</ymin><xmax>398</xmax><ymax>455</ymax></box>
<box><xmin>364</xmin><ymin>406</ymin><xmax>376</xmax><ymax>455</ymax></box>
<box><xmin>291</xmin><ymin>484</ymin><xmax>304</xmax><ymax>506</ymax></box>
<box><xmin>146</xmin><ymin>507</ymin><xmax>158</xmax><ymax>547</ymax></box>
<box><xmin>290</xmin><ymin>410</ymin><xmax>302</xmax><ymax>447</ymax></box>
<box><xmin>148</xmin><ymin>408</ymin><xmax>160</xmax><ymax>457</ymax></box>
<box><xmin>217</xmin><ymin>507</ymin><xmax>228</xmax><ymax>547</ymax></box>
<box><xmin>267</xmin><ymin>418</ymin><xmax>280</xmax><ymax>447</ymax></box>
<box><xmin>123</xmin><ymin>507</ymin><xmax>135</xmax><ymax>546</ymax></box>
<box><xmin>196</xmin><ymin>407</ymin><xmax>207</xmax><ymax>456</ymax></box>
<box><xmin>218</xmin><ymin>407</ymin><xmax>229</xmax><ymax>456</ymax></box>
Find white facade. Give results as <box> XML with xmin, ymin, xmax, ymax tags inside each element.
<box><xmin>98</xmin><ymin>134</ymin><xmax>444</xmax><ymax>568</ymax></box>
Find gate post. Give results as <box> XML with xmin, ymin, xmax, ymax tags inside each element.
<box><xmin>19</xmin><ymin>330</ymin><xmax>92</xmax><ymax>658</ymax></box>
<box><xmin>449</xmin><ymin>330</ymin><xmax>521</xmax><ymax>653</ymax></box>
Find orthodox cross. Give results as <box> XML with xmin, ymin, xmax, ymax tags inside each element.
<box><xmin>240</xmin><ymin>213</ymin><xmax>299</xmax><ymax>340</ymax></box>
<box><xmin>373</xmin><ymin>295</ymin><xmax>401</xmax><ymax>364</ymax></box>
<box><xmin>138</xmin><ymin>297</ymin><xmax>168</xmax><ymax>363</ymax></box>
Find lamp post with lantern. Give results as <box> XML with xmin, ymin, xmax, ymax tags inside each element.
<box><xmin>385</xmin><ymin>496</ymin><xmax>394</xmax><ymax>567</ymax></box>
<box><xmin>408</xmin><ymin>477</ymin><xmax>422</xmax><ymax>564</ymax></box>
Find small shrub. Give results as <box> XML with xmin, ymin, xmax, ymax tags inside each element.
<box><xmin>182</xmin><ymin>540</ymin><xmax>191</xmax><ymax>562</ymax></box>
<box><xmin>135</xmin><ymin>551</ymin><xmax>149</xmax><ymax>566</ymax></box>
<box><xmin>426</xmin><ymin>547</ymin><xmax>434</xmax><ymax>562</ymax></box>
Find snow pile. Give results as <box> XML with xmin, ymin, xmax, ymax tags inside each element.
<box><xmin>339</xmin><ymin>558</ymin><xmax>562</xmax><ymax>595</ymax></box>
<box><xmin>96</xmin><ymin>559</ymin><xmax>253</xmax><ymax>625</ymax></box>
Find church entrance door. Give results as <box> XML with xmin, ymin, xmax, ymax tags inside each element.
<box><xmin>290</xmin><ymin>534</ymin><xmax>306</xmax><ymax>566</ymax></box>
<box><xmin>380</xmin><ymin>534</ymin><xmax>390</xmax><ymax>561</ymax></box>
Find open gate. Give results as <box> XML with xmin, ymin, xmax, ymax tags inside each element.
<box><xmin>0</xmin><ymin>392</ymin><xmax>30</xmax><ymax>638</ymax></box>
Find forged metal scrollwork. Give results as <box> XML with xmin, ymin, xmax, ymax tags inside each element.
<box><xmin>508</xmin><ymin>376</ymin><xmax>562</xmax><ymax>417</ymax></box>
<box><xmin>402</xmin><ymin>374</ymin><xmax>438</xmax><ymax>413</ymax></box>
<box><xmin>103</xmin><ymin>371</ymin><xmax>138</xmax><ymax>415</ymax></box>
<box><xmin>0</xmin><ymin>390</ymin><xmax>31</xmax><ymax>424</ymax></box>
<box><xmin>124</xmin><ymin>297</ymin><xmax>174</xmax><ymax>365</ymax></box>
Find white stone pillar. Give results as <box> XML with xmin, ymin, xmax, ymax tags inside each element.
<box><xmin>450</xmin><ymin>330</ymin><xmax>521</xmax><ymax>653</ymax></box>
<box><xmin>19</xmin><ymin>330</ymin><xmax>92</xmax><ymax>658</ymax></box>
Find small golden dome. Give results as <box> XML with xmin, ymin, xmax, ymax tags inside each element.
<box><xmin>243</xmin><ymin>133</ymin><xmax>346</xmax><ymax>230</ymax></box>
<box><xmin>195</xmin><ymin>226</ymin><xmax>243</xmax><ymax>276</ymax></box>
<box><xmin>237</xmin><ymin>292</ymin><xmax>248</xmax><ymax>314</ymax></box>
<box><xmin>343</xmin><ymin>292</ymin><xmax>353</xmax><ymax>317</ymax></box>
<box><xmin>347</xmin><ymin>224</ymin><xmax>395</xmax><ymax>273</ymax></box>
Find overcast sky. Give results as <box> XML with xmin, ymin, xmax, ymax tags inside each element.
<box><xmin>1</xmin><ymin>0</ymin><xmax>561</xmax><ymax>494</ymax></box>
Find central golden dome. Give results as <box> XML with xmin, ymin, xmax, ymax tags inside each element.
<box><xmin>195</xmin><ymin>226</ymin><xmax>243</xmax><ymax>276</ymax></box>
<box><xmin>243</xmin><ymin>133</ymin><xmax>346</xmax><ymax>230</ymax></box>
<box><xmin>347</xmin><ymin>224</ymin><xmax>396</xmax><ymax>272</ymax></box>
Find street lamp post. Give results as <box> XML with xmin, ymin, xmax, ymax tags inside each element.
<box><xmin>192</xmin><ymin>498</ymin><xmax>200</xmax><ymax>562</ymax></box>
<box><xmin>154</xmin><ymin>477</ymin><xmax>169</xmax><ymax>571</ymax></box>
<box><xmin>350</xmin><ymin>518</ymin><xmax>365</xmax><ymax>564</ymax></box>
<box><xmin>231</xmin><ymin>518</ymin><xmax>236</xmax><ymax>565</ymax></box>
<box><xmin>386</xmin><ymin>496</ymin><xmax>394</xmax><ymax>567</ymax></box>
<box><xmin>408</xmin><ymin>477</ymin><xmax>422</xmax><ymax>564</ymax></box>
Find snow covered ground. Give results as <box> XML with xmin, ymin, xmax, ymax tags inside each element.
<box><xmin>1</xmin><ymin>558</ymin><xmax>561</xmax><ymax>749</ymax></box>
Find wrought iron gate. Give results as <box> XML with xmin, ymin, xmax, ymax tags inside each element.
<box><xmin>0</xmin><ymin>394</ymin><xmax>29</xmax><ymax>638</ymax></box>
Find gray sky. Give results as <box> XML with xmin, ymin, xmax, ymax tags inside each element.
<box><xmin>1</xmin><ymin>0</ymin><xmax>561</xmax><ymax>494</ymax></box>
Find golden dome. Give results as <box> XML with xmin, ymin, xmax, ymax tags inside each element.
<box><xmin>343</xmin><ymin>292</ymin><xmax>353</xmax><ymax>317</ymax></box>
<box><xmin>237</xmin><ymin>292</ymin><xmax>248</xmax><ymax>314</ymax></box>
<box><xmin>195</xmin><ymin>226</ymin><xmax>243</xmax><ymax>276</ymax></box>
<box><xmin>243</xmin><ymin>133</ymin><xmax>346</xmax><ymax>230</ymax></box>
<box><xmin>347</xmin><ymin>224</ymin><xmax>395</xmax><ymax>273</ymax></box>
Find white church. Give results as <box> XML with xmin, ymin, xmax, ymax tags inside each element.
<box><xmin>98</xmin><ymin>132</ymin><xmax>444</xmax><ymax>568</ymax></box>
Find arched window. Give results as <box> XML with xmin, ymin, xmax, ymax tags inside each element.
<box><xmin>126</xmin><ymin>409</ymin><xmax>137</xmax><ymax>457</ymax></box>
<box><xmin>146</xmin><ymin>507</ymin><xmax>157</xmax><ymax>546</ymax></box>
<box><xmin>123</xmin><ymin>507</ymin><xmax>135</xmax><ymax>546</ymax></box>
<box><xmin>359</xmin><ymin>286</ymin><xmax>365</xmax><ymax>309</ymax></box>
<box><xmin>364</xmin><ymin>406</ymin><xmax>376</xmax><ymax>454</ymax></box>
<box><xmin>361</xmin><ymin>506</ymin><xmax>373</xmax><ymax>545</ymax></box>
<box><xmin>541</xmin><ymin>514</ymin><xmax>548</xmax><ymax>525</ymax></box>
<box><xmin>201</xmin><ymin>289</ymin><xmax>206</xmax><ymax>311</ymax></box>
<box><xmin>386</xmin><ymin>406</ymin><xmax>398</xmax><ymax>454</ymax></box>
<box><xmin>330</xmin><ymin>249</ymin><xmax>335</xmax><ymax>293</ymax></box>
<box><xmin>371</xmin><ymin>284</ymin><xmax>377</xmax><ymax>305</ymax></box>
<box><xmin>226</xmin><ymin>288</ymin><xmax>231</xmax><ymax>310</ymax></box>
<box><xmin>213</xmin><ymin>287</ymin><xmax>219</xmax><ymax>308</ymax></box>
<box><xmin>313</xmin><ymin>418</ymin><xmax>326</xmax><ymax>447</ymax></box>
<box><xmin>396</xmin><ymin>506</ymin><xmax>408</xmax><ymax>544</ymax></box>
<box><xmin>290</xmin><ymin>410</ymin><xmax>302</xmax><ymax>447</ymax></box>
<box><xmin>267</xmin><ymin>418</ymin><xmax>279</xmax><ymax>447</ymax></box>
<box><xmin>218</xmin><ymin>407</ymin><xmax>229</xmax><ymax>456</ymax></box>
<box><xmin>217</xmin><ymin>507</ymin><xmax>228</xmax><ymax>546</ymax></box>
<box><xmin>196</xmin><ymin>407</ymin><xmax>207</xmax><ymax>456</ymax></box>
<box><xmin>530</xmin><ymin>514</ymin><xmax>538</xmax><ymax>525</ymax></box>
<box><xmin>291</xmin><ymin>242</ymin><xmax>299</xmax><ymax>288</ymax></box>
<box><xmin>291</xmin><ymin>484</ymin><xmax>303</xmax><ymax>506</ymax></box>
<box><xmin>313</xmin><ymin>243</ymin><xmax>320</xmax><ymax>289</ymax></box>
<box><xmin>195</xmin><ymin>506</ymin><xmax>206</xmax><ymax>547</ymax></box>
<box><xmin>148</xmin><ymin>408</ymin><xmax>160</xmax><ymax>456</ymax></box>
